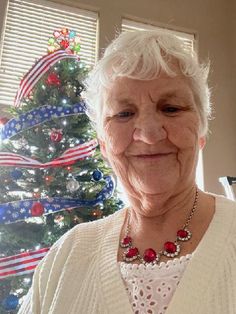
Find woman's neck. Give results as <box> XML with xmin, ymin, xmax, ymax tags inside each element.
<box><xmin>127</xmin><ymin>185</ymin><xmax>197</xmax><ymax>233</ymax></box>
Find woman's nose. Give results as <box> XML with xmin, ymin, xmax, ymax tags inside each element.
<box><xmin>133</xmin><ymin>113</ymin><xmax>167</xmax><ymax>144</ymax></box>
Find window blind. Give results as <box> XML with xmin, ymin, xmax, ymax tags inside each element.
<box><xmin>122</xmin><ymin>19</ymin><xmax>195</xmax><ymax>54</ymax></box>
<box><xmin>0</xmin><ymin>0</ymin><xmax>98</xmax><ymax>106</ymax></box>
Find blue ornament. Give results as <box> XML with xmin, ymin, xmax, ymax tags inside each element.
<box><xmin>2</xmin><ymin>294</ymin><xmax>19</xmax><ymax>311</ymax></box>
<box><xmin>10</xmin><ymin>169</ymin><xmax>23</xmax><ymax>180</ymax></box>
<box><xmin>92</xmin><ymin>170</ymin><xmax>103</xmax><ymax>181</ymax></box>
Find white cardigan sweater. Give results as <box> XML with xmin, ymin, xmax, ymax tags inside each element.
<box><xmin>19</xmin><ymin>195</ymin><xmax>236</xmax><ymax>314</ymax></box>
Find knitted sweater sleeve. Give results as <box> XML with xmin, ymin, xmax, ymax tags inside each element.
<box><xmin>18</xmin><ymin>219</ymin><xmax>104</xmax><ymax>314</ymax></box>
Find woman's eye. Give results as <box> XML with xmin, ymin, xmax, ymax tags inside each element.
<box><xmin>162</xmin><ymin>106</ymin><xmax>181</xmax><ymax>114</ymax></box>
<box><xmin>116</xmin><ymin>112</ymin><xmax>134</xmax><ymax>118</ymax></box>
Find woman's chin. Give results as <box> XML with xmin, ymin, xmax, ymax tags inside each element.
<box><xmin>132</xmin><ymin>179</ymin><xmax>177</xmax><ymax>196</ymax></box>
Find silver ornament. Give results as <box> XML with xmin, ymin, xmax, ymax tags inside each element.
<box><xmin>66</xmin><ymin>179</ymin><xmax>80</xmax><ymax>192</ymax></box>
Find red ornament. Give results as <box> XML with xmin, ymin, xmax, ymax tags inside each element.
<box><xmin>143</xmin><ymin>248</ymin><xmax>157</xmax><ymax>263</ymax></box>
<box><xmin>50</xmin><ymin>130</ymin><xmax>63</xmax><ymax>142</ymax></box>
<box><xmin>164</xmin><ymin>242</ymin><xmax>177</xmax><ymax>254</ymax></box>
<box><xmin>60</xmin><ymin>40</ymin><xmax>69</xmax><ymax>49</ymax></box>
<box><xmin>0</xmin><ymin>117</ymin><xmax>9</xmax><ymax>126</ymax></box>
<box><xmin>46</xmin><ymin>73</ymin><xmax>61</xmax><ymax>86</ymax></box>
<box><xmin>31</xmin><ymin>202</ymin><xmax>44</xmax><ymax>216</ymax></box>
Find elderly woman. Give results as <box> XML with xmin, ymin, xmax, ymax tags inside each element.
<box><xmin>19</xmin><ymin>30</ymin><xmax>236</xmax><ymax>314</ymax></box>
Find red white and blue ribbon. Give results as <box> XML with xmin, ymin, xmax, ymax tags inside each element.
<box><xmin>0</xmin><ymin>139</ymin><xmax>97</xmax><ymax>168</ymax></box>
<box><xmin>0</xmin><ymin>247</ymin><xmax>50</xmax><ymax>279</ymax></box>
<box><xmin>0</xmin><ymin>176</ymin><xmax>115</xmax><ymax>224</ymax></box>
<box><xmin>0</xmin><ymin>102</ymin><xmax>87</xmax><ymax>141</ymax></box>
<box><xmin>14</xmin><ymin>50</ymin><xmax>80</xmax><ymax>107</ymax></box>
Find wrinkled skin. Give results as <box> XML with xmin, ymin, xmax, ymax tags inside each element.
<box><xmin>100</xmin><ymin>72</ymin><xmax>205</xmax><ymax>215</ymax></box>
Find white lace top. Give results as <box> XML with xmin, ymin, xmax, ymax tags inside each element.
<box><xmin>119</xmin><ymin>254</ymin><xmax>193</xmax><ymax>314</ymax></box>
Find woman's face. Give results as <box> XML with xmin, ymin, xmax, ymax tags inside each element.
<box><xmin>100</xmin><ymin>71</ymin><xmax>205</xmax><ymax>197</ymax></box>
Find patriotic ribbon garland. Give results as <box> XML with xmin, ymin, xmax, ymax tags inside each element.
<box><xmin>14</xmin><ymin>50</ymin><xmax>80</xmax><ymax>107</ymax></box>
<box><xmin>0</xmin><ymin>139</ymin><xmax>98</xmax><ymax>168</ymax></box>
<box><xmin>0</xmin><ymin>176</ymin><xmax>115</xmax><ymax>224</ymax></box>
<box><xmin>0</xmin><ymin>247</ymin><xmax>50</xmax><ymax>280</ymax></box>
<box><xmin>0</xmin><ymin>102</ymin><xmax>86</xmax><ymax>141</ymax></box>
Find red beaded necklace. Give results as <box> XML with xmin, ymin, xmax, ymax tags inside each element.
<box><xmin>120</xmin><ymin>188</ymin><xmax>198</xmax><ymax>265</ymax></box>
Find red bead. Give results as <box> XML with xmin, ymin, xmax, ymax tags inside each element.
<box><xmin>177</xmin><ymin>229</ymin><xmax>188</xmax><ymax>238</ymax></box>
<box><xmin>143</xmin><ymin>248</ymin><xmax>157</xmax><ymax>262</ymax></box>
<box><xmin>122</xmin><ymin>236</ymin><xmax>131</xmax><ymax>246</ymax></box>
<box><xmin>125</xmin><ymin>247</ymin><xmax>139</xmax><ymax>258</ymax></box>
<box><xmin>164</xmin><ymin>241</ymin><xmax>177</xmax><ymax>253</ymax></box>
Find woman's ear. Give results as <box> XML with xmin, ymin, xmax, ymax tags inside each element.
<box><xmin>98</xmin><ymin>139</ymin><xmax>107</xmax><ymax>159</ymax></box>
<box><xmin>199</xmin><ymin>136</ymin><xmax>206</xmax><ymax>149</ymax></box>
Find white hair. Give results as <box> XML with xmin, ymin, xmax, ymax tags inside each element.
<box><xmin>84</xmin><ymin>29</ymin><xmax>211</xmax><ymax>137</ymax></box>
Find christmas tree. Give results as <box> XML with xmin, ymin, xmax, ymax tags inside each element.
<box><xmin>0</xmin><ymin>28</ymin><xmax>123</xmax><ymax>313</ymax></box>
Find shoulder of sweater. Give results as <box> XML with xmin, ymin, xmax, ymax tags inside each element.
<box><xmin>46</xmin><ymin>207</ymin><xmax>127</xmax><ymax>257</ymax></box>
<box><xmin>214</xmin><ymin>193</ymin><xmax>236</xmax><ymax>235</ymax></box>
<box><xmin>206</xmin><ymin>192</ymin><xmax>236</xmax><ymax>213</ymax></box>
<box><xmin>214</xmin><ymin>193</ymin><xmax>236</xmax><ymax>214</ymax></box>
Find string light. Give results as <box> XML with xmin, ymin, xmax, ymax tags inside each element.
<box><xmin>79</xmin><ymin>170</ymin><xmax>88</xmax><ymax>175</ymax></box>
<box><xmin>62</xmin><ymin>99</ymin><xmax>67</xmax><ymax>104</ymax></box>
<box><xmin>30</xmin><ymin>146</ymin><xmax>38</xmax><ymax>153</ymax></box>
<box><xmin>23</xmin><ymin>278</ymin><xmax>31</xmax><ymax>284</ymax></box>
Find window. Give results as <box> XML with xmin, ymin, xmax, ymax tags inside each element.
<box><xmin>121</xmin><ymin>19</ymin><xmax>204</xmax><ymax>191</ymax></box>
<box><xmin>0</xmin><ymin>0</ymin><xmax>98</xmax><ymax>107</ymax></box>
<box><xmin>122</xmin><ymin>18</ymin><xmax>195</xmax><ymax>54</ymax></box>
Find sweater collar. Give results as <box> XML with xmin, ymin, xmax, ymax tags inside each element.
<box><xmin>166</xmin><ymin>195</ymin><xmax>236</xmax><ymax>313</ymax></box>
<box><xmin>99</xmin><ymin>207</ymin><xmax>133</xmax><ymax>314</ymax></box>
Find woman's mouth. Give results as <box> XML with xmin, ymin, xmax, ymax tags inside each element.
<box><xmin>134</xmin><ymin>153</ymin><xmax>173</xmax><ymax>159</ymax></box>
